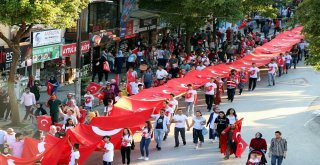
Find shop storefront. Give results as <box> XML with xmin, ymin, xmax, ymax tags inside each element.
<box><xmin>32</xmin><ymin>44</ymin><xmax>61</xmax><ymax>85</ymax></box>
<box><xmin>61</xmin><ymin>41</ymin><xmax>90</xmax><ymax>84</ymax></box>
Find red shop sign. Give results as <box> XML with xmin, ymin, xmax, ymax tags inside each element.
<box><xmin>62</xmin><ymin>41</ymin><xmax>90</xmax><ymax>57</ymax></box>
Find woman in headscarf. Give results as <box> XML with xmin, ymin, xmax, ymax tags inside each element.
<box><xmin>249</xmin><ymin>132</ymin><xmax>267</xmax><ymax>153</ymax></box>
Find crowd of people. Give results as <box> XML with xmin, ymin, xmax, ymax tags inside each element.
<box><xmin>0</xmin><ymin>2</ymin><xmax>305</xmax><ymax>164</ymax></box>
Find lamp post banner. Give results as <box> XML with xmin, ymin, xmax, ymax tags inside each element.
<box><xmin>120</xmin><ymin>0</ymin><xmax>136</xmax><ymax>37</ymax></box>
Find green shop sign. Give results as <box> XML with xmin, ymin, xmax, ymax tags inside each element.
<box><xmin>32</xmin><ymin>44</ymin><xmax>61</xmax><ymax>63</ymax></box>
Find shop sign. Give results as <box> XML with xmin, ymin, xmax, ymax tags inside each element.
<box><xmin>32</xmin><ymin>44</ymin><xmax>61</xmax><ymax>63</ymax></box>
<box><xmin>126</xmin><ymin>20</ymin><xmax>134</xmax><ymax>36</ymax></box>
<box><xmin>32</xmin><ymin>29</ymin><xmax>62</xmax><ymax>47</ymax></box>
<box><xmin>0</xmin><ymin>45</ymin><xmax>32</xmax><ymax>71</ymax></box>
<box><xmin>62</xmin><ymin>41</ymin><xmax>90</xmax><ymax>57</ymax></box>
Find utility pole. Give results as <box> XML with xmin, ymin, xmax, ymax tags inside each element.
<box><xmin>75</xmin><ymin>13</ymin><xmax>82</xmax><ymax>105</ymax></box>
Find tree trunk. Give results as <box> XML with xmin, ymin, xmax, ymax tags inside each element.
<box><xmin>186</xmin><ymin>32</ymin><xmax>191</xmax><ymax>53</ymax></box>
<box><xmin>8</xmin><ymin>44</ymin><xmax>21</xmax><ymax>125</ymax></box>
<box><xmin>212</xmin><ymin>19</ymin><xmax>218</xmax><ymax>51</ymax></box>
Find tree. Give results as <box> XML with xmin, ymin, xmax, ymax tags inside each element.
<box><xmin>139</xmin><ymin>0</ymin><xmax>278</xmax><ymax>52</ymax></box>
<box><xmin>0</xmin><ymin>0</ymin><xmax>89</xmax><ymax>125</ymax></box>
<box><xmin>296</xmin><ymin>0</ymin><xmax>320</xmax><ymax>70</ymax></box>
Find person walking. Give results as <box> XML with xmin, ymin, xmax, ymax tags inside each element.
<box><xmin>142</xmin><ymin>67</ymin><xmax>153</xmax><ymax>89</ymax></box>
<box><xmin>188</xmin><ymin>111</ymin><xmax>206</xmax><ymax>149</ymax></box>
<box><xmin>214</xmin><ymin>76</ymin><xmax>224</xmax><ymax>106</ymax></box>
<box><xmin>102</xmin><ymin>82</ymin><xmax>116</xmax><ymax>106</ymax></box>
<box><xmin>277</xmin><ymin>53</ymin><xmax>285</xmax><ymax>77</ymax></box>
<box><xmin>206</xmin><ymin>107</ymin><xmax>219</xmax><ymax>143</ymax></box>
<box><xmin>138</xmin><ymin>121</ymin><xmax>153</xmax><ymax>161</ymax></box>
<box><xmin>204</xmin><ymin>77</ymin><xmax>217</xmax><ymax>112</ymax></box>
<box><xmin>185</xmin><ymin>84</ymin><xmax>197</xmax><ymax>117</ymax></box>
<box><xmin>120</xmin><ymin>128</ymin><xmax>133</xmax><ymax>165</ymax></box>
<box><xmin>284</xmin><ymin>52</ymin><xmax>292</xmax><ymax>74</ymax></box>
<box><xmin>291</xmin><ymin>45</ymin><xmax>299</xmax><ymax>68</ymax></box>
<box><xmin>238</xmin><ymin>68</ymin><xmax>247</xmax><ymax>95</ymax></box>
<box><xmin>215</xmin><ymin>111</ymin><xmax>229</xmax><ymax>148</ymax></box>
<box><xmin>171</xmin><ymin>109</ymin><xmax>189</xmax><ymax>147</ymax></box>
<box><xmin>67</xmin><ymin>137</ymin><xmax>80</xmax><ymax>165</ymax></box>
<box><xmin>268</xmin><ymin>59</ymin><xmax>278</xmax><ymax>86</ymax></box>
<box><xmin>20</xmin><ymin>87</ymin><xmax>36</xmax><ymax>122</ymax></box>
<box><xmin>226</xmin><ymin>108</ymin><xmax>238</xmax><ymax>125</ymax></box>
<box><xmin>226</xmin><ymin>69</ymin><xmax>238</xmax><ymax>102</ymax></box>
<box><xmin>46</xmin><ymin>95</ymin><xmax>62</xmax><ymax>125</ymax></box>
<box><xmin>268</xmin><ymin>131</ymin><xmax>287</xmax><ymax>165</ymax></box>
<box><xmin>151</xmin><ymin>109</ymin><xmax>170</xmax><ymax>151</ymax></box>
<box><xmin>101</xmin><ymin>136</ymin><xmax>114</xmax><ymax>165</ymax></box>
<box><xmin>249</xmin><ymin>132</ymin><xmax>268</xmax><ymax>164</ymax></box>
<box><xmin>248</xmin><ymin>63</ymin><xmax>260</xmax><ymax>91</ymax></box>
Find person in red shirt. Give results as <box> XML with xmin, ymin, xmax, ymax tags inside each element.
<box><xmin>226</xmin><ymin>69</ymin><xmax>238</xmax><ymax>102</ymax></box>
<box><xmin>277</xmin><ymin>53</ymin><xmax>285</xmax><ymax>77</ymax></box>
<box><xmin>214</xmin><ymin>76</ymin><xmax>224</xmax><ymax>105</ymax></box>
<box><xmin>249</xmin><ymin>132</ymin><xmax>267</xmax><ymax>152</ymax></box>
<box><xmin>226</xmin><ymin>27</ymin><xmax>232</xmax><ymax>42</ymax></box>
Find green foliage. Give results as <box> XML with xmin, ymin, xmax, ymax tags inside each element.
<box><xmin>241</xmin><ymin>0</ymin><xmax>278</xmax><ymax>18</ymax></box>
<box><xmin>0</xmin><ymin>0</ymin><xmax>89</xmax><ymax>28</ymax></box>
<box><xmin>296</xmin><ymin>0</ymin><xmax>320</xmax><ymax>70</ymax></box>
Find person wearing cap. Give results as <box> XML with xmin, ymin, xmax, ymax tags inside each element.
<box><xmin>204</xmin><ymin>77</ymin><xmax>217</xmax><ymax>112</ymax></box>
<box><xmin>102</xmin><ymin>82</ymin><xmax>116</xmax><ymax>108</ymax></box>
<box><xmin>185</xmin><ymin>84</ymin><xmax>197</xmax><ymax>117</ymax></box>
<box><xmin>268</xmin><ymin>58</ymin><xmax>278</xmax><ymax>86</ymax></box>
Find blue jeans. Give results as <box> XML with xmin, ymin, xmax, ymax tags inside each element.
<box><xmin>271</xmin><ymin>155</ymin><xmax>284</xmax><ymax>165</ymax></box>
<box><xmin>144</xmin><ymin>81</ymin><xmax>152</xmax><ymax>89</ymax></box>
<box><xmin>268</xmin><ymin>73</ymin><xmax>275</xmax><ymax>86</ymax></box>
<box><xmin>209</xmin><ymin>128</ymin><xmax>218</xmax><ymax>140</ymax></box>
<box><xmin>154</xmin><ymin>129</ymin><xmax>165</xmax><ymax>147</ymax></box>
<box><xmin>140</xmin><ymin>137</ymin><xmax>151</xmax><ymax>157</ymax></box>
<box><xmin>185</xmin><ymin>102</ymin><xmax>194</xmax><ymax>116</ymax></box>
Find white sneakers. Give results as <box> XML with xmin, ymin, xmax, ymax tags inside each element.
<box><xmin>138</xmin><ymin>156</ymin><xmax>149</xmax><ymax>161</ymax></box>
<box><xmin>195</xmin><ymin>144</ymin><xmax>199</xmax><ymax>149</ymax></box>
<box><xmin>137</xmin><ymin>157</ymin><xmax>144</xmax><ymax>160</ymax></box>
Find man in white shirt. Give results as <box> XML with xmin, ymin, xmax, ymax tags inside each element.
<box><xmin>130</xmin><ymin>79</ymin><xmax>141</xmax><ymax>95</ymax></box>
<box><xmin>83</xmin><ymin>91</ymin><xmax>94</xmax><ymax>111</ymax></box>
<box><xmin>59</xmin><ymin>108</ymin><xmax>78</xmax><ymax>125</ymax></box>
<box><xmin>156</xmin><ymin>65</ymin><xmax>168</xmax><ymax>81</ymax></box>
<box><xmin>171</xmin><ymin>109</ymin><xmax>190</xmax><ymax>147</ymax></box>
<box><xmin>219</xmin><ymin>26</ymin><xmax>226</xmax><ymax>44</ymax></box>
<box><xmin>185</xmin><ymin>84</ymin><xmax>197</xmax><ymax>117</ymax></box>
<box><xmin>204</xmin><ymin>77</ymin><xmax>217</xmax><ymax>112</ymax></box>
<box><xmin>268</xmin><ymin>59</ymin><xmax>278</xmax><ymax>86</ymax></box>
<box><xmin>156</xmin><ymin>47</ymin><xmax>165</xmax><ymax>67</ymax></box>
<box><xmin>248</xmin><ymin>62</ymin><xmax>260</xmax><ymax>91</ymax></box>
<box><xmin>151</xmin><ymin>109</ymin><xmax>170</xmax><ymax>151</ymax></box>
<box><xmin>102</xmin><ymin>136</ymin><xmax>114</xmax><ymax>165</ymax></box>
<box><xmin>4</xmin><ymin>128</ymin><xmax>16</xmax><ymax>147</ymax></box>
<box><xmin>284</xmin><ymin>51</ymin><xmax>292</xmax><ymax>74</ymax></box>
<box><xmin>20</xmin><ymin>87</ymin><xmax>36</xmax><ymax>122</ymax></box>
<box><xmin>168</xmin><ymin>93</ymin><xmax>178</xmax><ymax>113</ymax></box>
<box><xmin>196</xmin><ymin>62</ymin><xmax>206</xmax><ymax>71</ymax></box>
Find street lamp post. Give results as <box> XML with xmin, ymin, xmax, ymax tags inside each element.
<box><xmin>75</xmin><ymin>12</ymin><xmax>83</xmax><ymax>105</ymax></box>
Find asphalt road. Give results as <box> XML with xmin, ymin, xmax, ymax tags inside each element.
<box><xmin>85</xmin><ymin>61</ymin><xmax>320</xmax><ymax>165</ymax></box>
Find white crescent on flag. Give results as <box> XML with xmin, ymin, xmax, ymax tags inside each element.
<box><xmin>92</xmin><ymin>126</ymin><xmax>122</xmax><ymax>136</ymax></box>
<box><xmin>38</xmin><ymin>142</ymin><xmax>46</xmax><ymax>153</ymax></box>
<box><xmin>90</xmin><ymin>86</ymin><xmax>97</xmax><ymax>92</ymax></box>
<box><xmin>238</xmin><ymin>141</ymin><xmax>244</xmax><ymax>150</ymax></box>
<box><xmin>40</xmin><ymin>119</ymin><xmax>49</xmax><ymax>126</ymax></box>
<box><xmin>7</xmin><ymin>159</ymin><xmax>15</xmax><ymax>165</ymax></box>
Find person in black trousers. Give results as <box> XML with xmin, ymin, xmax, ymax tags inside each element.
<box><xmin>92</xmin><ymin>56</ymin><xmax>102</xmax><ymax>82</ymax></box>
<box><xmin>214</xmin><ymin>111</ymin><xmax>229</xmax><ymax>148</ymax></box>
<box><xmin>248</xmin><ymin>63</ymin><xmax>260</xmax><ymax>91</ymax></box>
<box><xmin>121</xmin><ymin>128</ymin><xmax>132</xmax><ymax>165</ymax></box>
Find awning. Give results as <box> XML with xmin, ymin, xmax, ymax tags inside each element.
<box><xmin>130</xmin><ymin>10</ymin><xmax>159</xmax><ymax>19</ymax></box>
